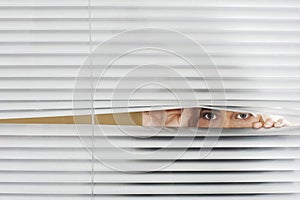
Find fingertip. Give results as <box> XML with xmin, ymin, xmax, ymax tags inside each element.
<box><xmin>274</xmin><ymin>122</ymin><xmax>282</xmax><ymax>128</ymax></box>
<box><xmin>253</xmin><ymin>122</ymin><xmax>262</xmax><ymax>129</ymax></box>
<box><xmin>274</xmin><ymin>119</ymin><xmax>284</xmax><ymax>128</ymax></box>
<box><xmin>263</xmin><ymin>119</ymin><xmax>274</xmax><ymax>128</ymax></box>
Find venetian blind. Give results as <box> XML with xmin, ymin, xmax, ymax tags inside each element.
<box><xmin>0</xmin><ymin>0</ymin><xmax>300</xmax><ymax>199</ymax></box>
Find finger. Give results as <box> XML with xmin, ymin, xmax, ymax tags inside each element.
<box><xmin>274</xmin><ymin>118</ymin><xmax>285</xmax><ymax>128</ymax></box>
<box><xmin>258</xmin><ymin>114</ymin><xmax>264</xmax><ymax>123</ymax></box>
<box><xmin>180</xmin><ymin>108</ymin><xmax>201</xmax><ymax>127</ymax></box>
<box><xmin>263</xmin><ymin>118</ymin><xmax>274</xmax><ymax>128</ymax></box>
<box><xmin>253</xmin><ymin>122</ymin><xmax>263</xmax><ymax>129</ymax></box>
<box><xmin>275</xmin><ymin>118</ymin><xmax>291</xmax><ymax>127</ymax></box>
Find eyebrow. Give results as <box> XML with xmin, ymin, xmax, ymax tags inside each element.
<box><xmin>201</xmin><ymin>109</ymin><xmax>221</xmax><ymax>113</ymax></box>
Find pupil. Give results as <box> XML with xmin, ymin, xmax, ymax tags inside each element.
<box><xmin>207</xmin><ymin>113</ymin><xmax>213</xmax><ymax>119</ymax></box>
<box><xmin>240</xmin><ymin>113</ymin><xmax>247</xmax><ymax>118</ymax></box>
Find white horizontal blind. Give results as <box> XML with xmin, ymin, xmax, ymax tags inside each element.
<box><xmin>0</xmin><ymin>0</ymin><xmax>300</xmax><ymax>118</ymax></box>
<box><xmin>1</xmin><ymin>0</ymin><xmax>300</xmax><ymax>199</ymax></box>
<box><xmin>1</xmin><ymin>124</ymin><xmax>300</xmax><ymax>199</ymax></box>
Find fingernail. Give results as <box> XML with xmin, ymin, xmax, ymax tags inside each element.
<box><xmin>254</xmin><ymin>123</ymin><xmax>261</xmax><ymax>128</ymax></box>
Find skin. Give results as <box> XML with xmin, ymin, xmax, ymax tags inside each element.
<box><xmin>142</xmin><ymin>108</ymin><xmax>290</xmax><ymax>128</ymax></box>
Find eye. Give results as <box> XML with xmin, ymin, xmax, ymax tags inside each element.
<box><xmin>236</xmin><ymin>113</ymin><xmax>250</xmax><ymax>120</ymax></box>
<box><xmin>203</xmin><ymin>112</ymin><xmax>218</xmax><ymax>120</ymax></box>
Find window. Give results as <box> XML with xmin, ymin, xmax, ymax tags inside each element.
<box><xmin>0</xmin><ymin>0</ymin><xmax>299</xmax><ymax>199</ymax></box>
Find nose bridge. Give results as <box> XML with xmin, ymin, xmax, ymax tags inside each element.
<box><xmin>223</xmin><ymin>112</ymin><xmax>231</xmax><ymax>128</ymax></box>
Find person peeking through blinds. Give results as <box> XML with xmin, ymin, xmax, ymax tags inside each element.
<box><xmin>0</xmin><ymin>108</ymin><xmax>290</xmax><ymax>128</ymax></box>
<box><xmin>142</xmin><ymin>108</ymin><xmax>290</xmax><ymax>128</ymax></box>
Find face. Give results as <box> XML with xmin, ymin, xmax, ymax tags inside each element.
<box><xmin>197</xmin><ymin>109</ymin><xmax>260</xmax><ymax>128</ymax></box>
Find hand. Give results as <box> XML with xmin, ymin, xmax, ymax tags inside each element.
<box><xmin>252</xmin><ymin>114</ymin><xmax>290</xmax><ymax>129</ymax></box>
